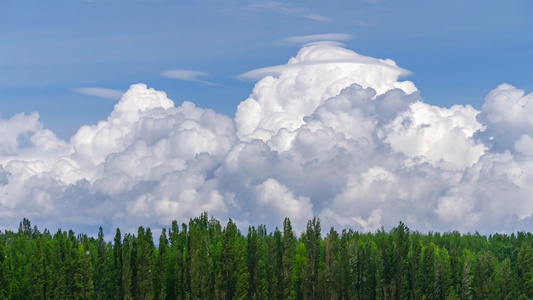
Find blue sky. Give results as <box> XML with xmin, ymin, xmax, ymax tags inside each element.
<box><xmin>2</xmin><ymin>0</ymin><xmax>532</xmax><ymax>140</ymax></box>
<box><xmin>2</xmin><ymin>0</ymin><xmax>533</xmax><ymax>235</ymax></box>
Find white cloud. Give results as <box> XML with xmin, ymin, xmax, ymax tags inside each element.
<box><xmin>239</xmin><ymin>44</ymin><xmax>413</xmax><ymax>81</ymax></box>
<box><xmin>255</xmin><ymin>178</ymin><xmax>313</xmax><ymax>232</ymax></box>
<box><xmin>380</xmin><ymin>102</ymin><xmax>486</xmax><ymax>170</ymax></box>
<box><xmin>249</xmin><ymin>1</ymin><xmax>329</xmax><ymax>22</ymax></box>
<box><xmin>161</xmin><ymin>69</ymin><xmax>215</xmax><ymax>85</ymax></box>
<box><xmin>236</xmin><ymin>44</ymin><xmax>416</xmax><ymax>143</ymax></box>
<box><xmin>476</xmin><ymin>83</ymin><xmax>533</xmax><ymax>152</ymax></box>
<box><xmin>161</xmin><ymin>69</ymin><xmax>208</xmax><ymax>81</ymax></box>
<box><xmin>279</xmin><ymin>33</ymin><xmax>354</xmax><ymax>45</ymax></box>
<box><xmin>74</xmin><ymin>87</ymin><xmax>124</xmax><ymax>100</ymax></box>
<box><xmin>2</xmin><ymin>44</ymin><xmax>533</xmax><ymax>235</ymax></box>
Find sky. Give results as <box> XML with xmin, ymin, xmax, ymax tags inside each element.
<box><xmin>1</xmin><ymin>0</ymin><xmax>533</xmax><ymax>236</ymax></box>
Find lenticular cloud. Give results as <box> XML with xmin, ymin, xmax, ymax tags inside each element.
<box><xmin>1</xmin><ymin>44</ymin><xmax>533</xmax><ymax>234</ymax></box>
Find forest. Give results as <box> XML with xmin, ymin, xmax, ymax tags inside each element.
<box><xmin>1</xmin><ymin>213</ymin><xmax>533</xmax><ymax>300</ymax></box>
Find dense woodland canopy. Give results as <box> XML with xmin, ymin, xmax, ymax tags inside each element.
<box><xmin>1</xmin><ymin>214</ymin><xmax>533</xmax><ymax>299</ymax></box>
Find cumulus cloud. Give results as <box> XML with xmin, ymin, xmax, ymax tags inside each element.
<box><xmin>74</xmin><ymin>87</ymin><xmax>125</xmax><ymax>100</ymax></box>
<box><xmin>2</xmin><ymin>43</ymin><xmax>533</xmax><ymax>235</ymax></box>
<box><xmin>476</xmin><ymin>83</ymin><xmax>533</xmax><ymax>153</ymax></box>
<box><xmin>236</xmin><ymin>44</ymin><xmax>416</xmax><ymax>143</ymax></box>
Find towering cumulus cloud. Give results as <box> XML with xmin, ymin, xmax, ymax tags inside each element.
<box><xmin>1</xmin><ymin>44</ymin><xmax>532</xmax><ymax>234</ymax></box>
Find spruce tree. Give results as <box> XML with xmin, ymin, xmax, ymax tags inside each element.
<box><xmin>122</xmin><ymin>233</ymin><xmax>134</xmax><ymax>300</ymax></box>
<box><xmin>393</xmin><ymin>222</ymin><xmax>410</xmax><ymax>299</ymax></box>
<box><xmin>136</xmin><ymin>227</ymin><xmax>155</xmax><ymax>300</ymax></box>
<box><xmin>157</xmin><ymin>228</ymin><xmax>169</xmax><ymax>300</ymax></box>
<box><xmin>114</xmin><ymin>228</ymin><xmax>124</xmax><ymax>300</ymax></box>
<box><xmin>220</xmin><ymin>219</ymin><xmax>239</xmax><ymax>299</ymax></box>
<box><xmin>73</xmin><ymin>236</ymin><xmax>95</xmax><ymax>300</ymax></box>
<box><xmin>0</xmin><ymin>235</ymin><xmax>7</xmax><ymax>299</ymax></box>
<box><xmin>29</xmin><ymin>239</ymin><xmax>46</xmax><ymax>300</ymax></box>
<box><xmin>461</xmin><ymin>255</ymin><xmax>473</xmax><ymax>300</ymax></box>
<box><xmin>518</xmin><ymin>243</ymin><xmax>533</xmax><ymax>299</ymax></box>
<box><xmin>188</xmin><ymin>213</ymin><xmax>210</xmax><ymax>299</ymax></box>
<box><xmin>500</xmin><ymin>257</ymin><xmax>515</xmax><ymax>299</ymax></box>
<box><xmin>234</xmin><ymin>236</ymin><xmax>250</xmax><ymax>300</ymax></box>
<box><xmin>95</xmin><ymin>227</ymin><xmax>106</xmax><ymax>300</ymax></box>
<box><xmin>271</xmin><ymin>228</ymin><xmax>283</xmax><ymax>300</ymax></box>
<box><xmin>324</xmin><ymin>227</ymin><xmax>340</xmax><ymax>300</ymax></box>
<box><xmin>282</xmin><ymin>217</ymin><xmax>296</xmax><ymax>299</ymax></box>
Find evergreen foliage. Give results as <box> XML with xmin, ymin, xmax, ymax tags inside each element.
<box><xmin>2</xmin><ymin>216</ymin><xmax>533</xmax><ymax>299</ymax></box>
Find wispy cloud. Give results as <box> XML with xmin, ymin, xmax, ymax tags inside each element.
<box><xmin>239</xmin><ymin>48</ymin><xmax>412</xmax><ymax>81</ymax></box>
<box><xmin>279</xmin><ymin>33</ymin><xmax>354</xmax><ymax>45</ymax></box>
<box><xmin>74</xmin><ymin>87</ymin><xmax>124</xmax><ymax>100</ymax></box>
<box><xmin>239</xmin><ymin>59</ymin><xmax>411</xmax><ymax>81</ymax></box>
<box><xmin>249</xmin><ymin>1</ymin><xmax>329</xmax><ymax>22</ymax></box>
<box><xmin>161</xmin><ymin>69</ymin><xmax>215</xmax><ymax>86</ymax></box>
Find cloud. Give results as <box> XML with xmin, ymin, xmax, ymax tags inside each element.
<box><xmin>476</xmin><ymin>83</ymin><xmax>533</xmax><ymax>153</ymax></box>
<box><xmin>238</xmin><ymin>44</ymin><xmax>413</xmax><ymax>82</ymax></box>
<box><xmin>74</xmin><ymin>87</ymin><xmax>125</xmax><ymax>100</ymax></box>
<box><xmin>249</xmin><ymin>1</ymin><xmax>329</xmax><ymax>22</ymax></box>
<box><xmin>2</xmin><ymin>44</ymin><xmax>533</xmax><ymax>235</ymax></box>
<box><xmin>161</xmin><ymin>69</ymin><xmax>215</xmax><ymax>85</ymax></box>
<box><xmin>161</xmin><ymin>70</ymin><xmax>209</xmax><ymax>81</ymax></box>
<box><xmin>236</xmin><ymin>44</ymin><xmax>416</xmax><ymax>142</ymax></box>
<box><xmin>279</xmin><ymin>33</ymin><xmax>354</xmax><ymax>45</ymax></box>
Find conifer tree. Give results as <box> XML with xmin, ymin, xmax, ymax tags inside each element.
<box><xmin>189</xmin><ymin>213</ymin><xmax>211</xmax><ymax>299</ymax></box>
<box><xmin>29</xmin><ymin>239</ymin><xmax>46</xmax><ymax>300</ymax></box>
<box><xmin>324</xmin><ymin>227</ymin><xmax>340</xmax><ymax>300</ymax></box>
<box><xmin>247</xmin><ymin>226</ymin><xmax>257</xmax><ymax>298</ymax></box>
<box><xmin>393</xmin><ymin>222</ymin><xmax>410</xmax><ymax>299</ymax></box>
<box><xmin>302</xmin><ymin>217</ymin><xmax>321</xmax><ymax>300</ymax></box>
<box><xmin>66</xmin><ymin>230</ymin><xmax>80</xmax><ymax>299</ymax></box>
<box><xmin>500</xmin><ymin>257</ymin><xmax>515</xmax><ymax>300</ymax></box>
<box><xmin>234</xmin><ymin>235</ymin><xmax>250</xmax><ymax>300</ymax></box>
<box><xmin>177</xmin><ymin>222</ymin><xmax>189</xmax><ymax>300</ymax></box>
<box><xmin>293</xmin><ymin>241</ymin><xmax>307</xmax><ymax>300</ymax></box>
<box><xmin>114</xmin><ymin>228</ymin><xmax>124</xmax><ymax>300</ymax></box>
<box><xmin>375</xmin><ymin>228</ymin><xmax>393</xmax><ymax>299</ymax></box>
<box><xmin>253</xmin><ymin>225</ymin><xmax>269</xmax><ymax>300</ymax></box>
<box><xmin>168</xmin><ymin>221</ymin><xmax>187</xmax><ymax>300</ymax></box>
<box><xmin>518</xmin><ymin>243</ymin><xmax>533</xmax><ymax>299</ymax></box>
<box><xmin>374</xmin><ymin>246</ymin><xmax>385</xmax><ymax>300</ymax></box>
<box><xmin>408</xmin><ymin>236</ymin><xmax>423</xmax><ymax>299</ymax></box>
<box><xmin>339</xmin><ymin>229</ymin><xmax>352</xmax><ymax>299</ymax></box>
<box><xmin>10</xmin><ymin>232</ymin><xmax>32</xmax><ymax>299</ymax></box>
<box><xmin>73</xmin><ymin>236</ymin><xmax>95</xmax><ymax>300</ymax></box>
<box><xmin>436</xmin><ymin>246</ymin><xmax>453</xmax><ymax>299</ymax></box>
<box><xmin>461</xmin><ymin>255</ymin><xmax>473</xmax><ymax>300</ymax></box>
<box><xmin>475</xmin><ymin>251</ymin><xmax>499</xmax><ymax>299</ymax></box>
<box><xmin>43</xmin><ymin>239</ymin><xmax>57</xmax><ymax>300</ymax></box>
<box><xmin>420</xmin><ymin>243</ymin><xmax>436</xmax><ymax>300</ymax></box>
<box><xmin>122</xmin><ymin>233</ymin><xmax>134</xmax><ymax>300</ymax></box>
<box><xmin>219</xmin><ymin>218</ymin><xmax>239</xmax><ymax>299</ymax></box>
<box><xmin>156</xmin><ymin>228</ymin><xmax>169</xmax><ymax>300</ymax></box>
<box><xmin>136</xmin><ymin>226</ymin><xmax>155</xmax><ymax>300</ymax></box>
<box><xmin>282</xmin><ymin>217</ymin><xmax>296</xmax><ymax>299</ymax></box>
<box><xmin>95</xmin><ymin>227</ymin><xmax>106</xmax><ymax>300</ymax></box>
<box><xmin>0</xmin><ymin>235</ymin><xmax>7</xmax><ymax>299</ymax></box>
<box><xmin>9</xmin><ymin>215</ymin><xmax>533</xmax><ymax>300</ymax></box>
<box><xmin>51</xmin><ymin>230</ymin><xmax>69</xmax><ymax>299</ymax></box>
<box><xmin>271</xmin><ymin>228</ymin><xmax>284</xmax><ymax>300</ymax></box>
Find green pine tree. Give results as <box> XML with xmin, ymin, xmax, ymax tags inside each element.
<box><xmin>282</xmin><ymin>217</ymin><xmax>296</xmax><ymax>299</ymax></box>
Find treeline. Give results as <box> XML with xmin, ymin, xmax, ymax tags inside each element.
<box><xmin>2</xmin><ymin>214</ymin><xmax>533</xmax><ymax>299</ymax></box>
